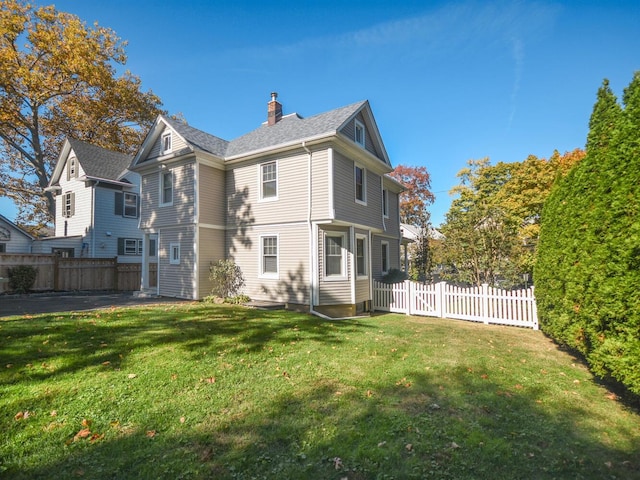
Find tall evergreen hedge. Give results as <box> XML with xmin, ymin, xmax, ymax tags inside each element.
<box><xmin>535</xmin><ymin>73</ymin><xmax>640</xmax><ymax>394</ymax></box>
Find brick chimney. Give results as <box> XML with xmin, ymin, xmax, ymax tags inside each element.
<box><xmin>267</xmin><ymin>92</ymin><xmax>282</xmax><ymax>126</ymax></box>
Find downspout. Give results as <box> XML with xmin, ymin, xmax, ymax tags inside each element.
<box><xmin>302</xmin><ymin>141</ymin><xmax>316</xmax><ymax>314</ymax></box>
<box><xmin>381</xmin><ymin>176</ymin><xmax>386</xmax><ymax>232</ymax></box>
<box><xmin>91</xmin><ymin>180</ymin><xmax>99</xmax><ymax>258</ymax></box>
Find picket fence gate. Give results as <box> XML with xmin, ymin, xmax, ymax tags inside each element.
<box><xmin>373</xmin><ymin>280</ymin><xmax>538</xmax><ymax>330</ymax></box>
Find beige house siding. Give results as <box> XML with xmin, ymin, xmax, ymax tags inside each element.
<box><xmin>318</xmin><ymin>226</ymin><xmax>351</xmax><ymax>305</ymax></box>
<box><xmin>338</xmin><ymin>112</ymin><xmax>383</xmax><ymax>159</ymax></box>
<box><xmin>197</xmin><ymin>225</ymin><xmax>225</xmax><ymax>299</ymax></box>
<box><xmin>310</xmin><ymin>148</ymin><xmax>330</xmax><ymax>220</ymax></box>
<box><xmin>158</xmin><ymin>226</ymin><xmax>195</xmax><ymax>299</ymax></box>
<box><xmin>197</xmin><ymin>163</ymin><xmax>226</xmax><ymax>226</ymax></box>
<box><xmin>227</xmin><ymin>223</ymin><xmax>309</xmax><ymax>304</ymax></box>
<box><xmin>141</xmin><ymin>161</ymin><xmax>195</xmax><ymax>229</ymax></box>
<box><xmin>147</xmin><ymin>126</ymin><xmax>189</xmax><ymax>159</ymax></box>
<box><xmin>226</xmin><ymin>151</ymin><xmax>311</xmax><ymax>225</ymax></box>
<box><xmin>332</xmin><ymin>151</ymin><xmax>384</xmax><ymax>229</ymax></box>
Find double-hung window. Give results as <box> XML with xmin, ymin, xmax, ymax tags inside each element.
<box><xmin>161</xmin><ymin>132</ymin><xmax>172</xmax><ymax>154</ymax></box>
<box><xmin>169</xmin><ymin>242</ymin><xmax>180</xmax><ymax>265</ymax></box>
<box><xmin>260</xmin><ymin>161</ymin><xmax>277</xmax><ymax>200</ymax></box>
<box><xmin>325</xmin><ymin>232</ymin><xmax>346</xmax><ymax>278</ymax></box>
<box><xmin>355</xmin><ymin>120</ymin><xmax>365</xmax><ymax>148</ymax></box>
<box><xmin>381</xmin><ymin>241</ymin><xmax>389</xmax><ymax>273</ymax></box>
<box><xmin>161</xmin><ymin>171</ymin><xmax>173</xmax><ymax>205</ymax></box>
<box><xmin>62</xmin><ymin>192</ymin><xmax>75</xmax><ymax>218</ymax></box>
<box><xmin>67</xmin><ymin>156</ymin><xmax>78</xmax><ymax>180</ymax></box>
<box><xmin>382</xmin><ymin>189</ymin><xmax>389</xmax><ymax>217</ymax></box>
<box><xmin>260</xmin><ymin>235</ymin><xmax>278</xmax><ymax>277</ymax></box>
<box><xmin>356</xmin><ymin>235</ymin><xmax>368</xmax><ymax>277</ymax></box>
<box><xmin>118</xmin><ymin>238</ymin><xmax>143</xmax><ymax>256</ymax></box>
<box><xmin>123</xmin><ymin>192</ymin><xmax>138</xmax><ymax>218</ymax></box>
<box><xmin>355</xmin><ymin>165</ymin><xmax>366</xmax><ymax>204</ymax></box>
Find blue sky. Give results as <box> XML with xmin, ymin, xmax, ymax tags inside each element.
<box><xmin>1</xmin><ymin>0</ymin><xmax>639</xmax><ymax>226</ymax></box>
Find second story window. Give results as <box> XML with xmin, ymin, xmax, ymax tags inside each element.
<box><xmin>161</xmin><ymin>132</ymin><xmax>172</xmax><ymax>154</ymax></box>
<box><xmin>382</xmin><ymin>189</ymin><xmax>389</xmax><ymax>217</ymax></box>
<box><xmin>355</xmin><ymin>120</ymin><xmax>365</xmax><ymax>148</ymax></box>
<box><xmin>62</xmin><ymin>192</ymin><xmax>75</xmax><ymax>218</ymax></box>
<box><xmin>161</xmin><ymin>170</ymin><xmax>173</xmax><ymax>206</ymax></box>
<box><xmin>260</xmin><ymin>161</ymin><xmax>277</xmax><ymax>200</ymax></box>
<box><xmin>123</xmin><ymin>192</ymin><xmax>138</xmax><ymax>218</ymax></box>
<box><xmin>355</xmin><ymin>165</ymin><xmax>366</xmax><ymax>204</ymax></box>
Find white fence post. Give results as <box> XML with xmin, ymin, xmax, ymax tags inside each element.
<box><xmin>482</xmin><ymin>284</ymin><xmax>489</xmax><ymax>325</ymax></box>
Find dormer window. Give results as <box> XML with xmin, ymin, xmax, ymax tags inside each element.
<box><xmin>355</xmin><ymin>120</ymin><xmax>365</xmax><ymax>148</ymax></box>
<box><xmin>161</xmin><ymin>132</ymin><xmax>172</xmax><ymax>154</ymax></box>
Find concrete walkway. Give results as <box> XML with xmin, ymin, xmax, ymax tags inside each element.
<box><xmin>0</xmin><ymin>292</ymin><xmax>191</xmax><ymax>318</ymax></box>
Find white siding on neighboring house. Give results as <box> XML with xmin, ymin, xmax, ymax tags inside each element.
<box><xmin>93</xmin><ymin>186</ymin><xmax>142</xmax><ymax>262</ymax></box>
<box><xmin>55</xmin><ymin>160</ymin><xmax>92</xmax><ymax>237</ymax></box>
<box><xmin>0</xmin><ymin>219</ymin><xmax>32</xmax><ymax>253</ymax></box>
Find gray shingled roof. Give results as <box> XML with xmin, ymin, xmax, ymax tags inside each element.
<box><xmin>163</xmin><ymin>117</ymin><xmax>229</xmax><ymax>157</ymax></box>
<box><xmin>157</xmin><ymin>101</ymin><xmax>366</xmax><ymax>160</ymax></box>
<box><xmin>68</xmin><ymin>138</ymin><xmax>133</xmax><ymax>181</ymax></box>
<box><xmin>225</xmin><ymin>101</ymin><xmax>366</xmax><ymax>158</ymax></box>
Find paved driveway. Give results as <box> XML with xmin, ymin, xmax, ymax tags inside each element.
<box><xmin>0</xmin><ymin>292</ymin><xmax>191</xmax><ymax>318</ymax></box>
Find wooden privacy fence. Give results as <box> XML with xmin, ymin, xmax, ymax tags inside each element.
<box><xmin>0</xmin><ymin>254</ymin><xmax>157</xmax><ymax>293</ymax></box>
<box><xmin>373</xmin><ymin>280</ymin><xmax>538</xmax><ymax>330</ymax></box>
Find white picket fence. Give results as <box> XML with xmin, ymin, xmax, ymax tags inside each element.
<box><xmin>373</xmin><ymin>280</ymin><xmax>538</xmax><ymax>330</ymax></box>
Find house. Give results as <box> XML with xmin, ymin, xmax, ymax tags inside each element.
<box><xmin>0</xmin><ymin>213</ymin><xmax>34</xmax><ymax>253</ymax></box>
<box><xmin>34</xmin><ymin>138</ymin><xmax>146</xmax><ymax>262</ymax></box>
<box><xmin>131</xmin><ymin>94</ymin><xmax>404</xmax><ymax>317</ymax></box>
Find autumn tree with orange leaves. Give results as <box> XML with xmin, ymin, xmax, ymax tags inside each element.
<box><xmin>0</xmin><ymin>0</ymin><xmax>164</xmax><ymax>231</ymax></box>
<box><xmin>388</xmin><ymin>164</ymin><xmax>435</xmax><ymax>281</ymax></box>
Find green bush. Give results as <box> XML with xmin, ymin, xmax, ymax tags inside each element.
<box><xmin>535</xmin><ymin>74</ymin><xmax>640</xmax><ymax>394</ymax></box>
<box><xmin>381</xmin><ymin>268</ymin><xmax>408</xmax><ymax>284</ymax></box>
<box><xmin>208</xmin><ymin>259</ymin><xmax>245</xmax><ymax>299</ymax></box>
<box><xmin>8</xmin><ymin>265</ymin><xmax>38</xmax><ymax>294</ymax></box>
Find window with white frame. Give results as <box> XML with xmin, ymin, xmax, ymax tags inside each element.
<box><xmin>161</xmin><ymin>131</ymin><xmax>172</xmax><ymax>154</ymax></box>
<box><xmin>355</xmin><ymin>165</ymin><xmax>366</xmax><ymax>204</ymax></box>
<box><xmin>67</xmin><ymin>156</ymin><xmax>78</xmax><ymax>180</ymax></box>
<box><xmin>169</xmin><ymin>242</ymin><xmax>180</xmax><ymax>265</ymax></box>
<box><xmin>260</xmin><ymin>235</ymin><xmax>278</xmax><ymax>277</ymax></box>
<box><xmin>148</xmin><ymin>238</ymin><xmax>157</xmax><ymax>257</ymax></box>
<box><xmin>260</xmin><ymin>161</ymin><xmax>277</xmax><ymax>200</ymax></box>
<box><xmin>123</xmin><ymin>192</ymin><xmax>138</xmax><ymax>218</ymax></box>
<box><xmin>325</xmin><ymin>232</ymin><xmax>346</xmax><ymax>278</ymax></box>
<box><xmin>62</xmin><ymin>192</ymin><xmax>74</xmax><ymax>217</ymax></box>
<box><xmin>118</xmin><ymin>238</ymin><xmax>143</xmax><ymax>256</ymax></box>
<box><xmin>381</xmin><ymin>241</ymin><xmax>389</xmax><ymax>273</ymax></box>
<box><xmin>356</xmin><ymin>235</ymin><xmax>368</xmax><ymax>277</ymax></box>
<box><xmin>382</xmin><ymin>189</ymin><xmax>389</xmax><ymax>217</ymax></box>
<box><xmin>355</xmin><ymin>119</ymin><xmax>365</xmax><ymax>148</ymax></box>
<box><xmin>161</xmin><ymin>170</ymin><xmax>173</xmax><ymax>205</ymax></box>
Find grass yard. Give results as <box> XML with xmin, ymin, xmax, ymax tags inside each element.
<box><xmin>1</xmin><ymin>303</ymin><xmax>639</xmax><ymax>479</ymax></box>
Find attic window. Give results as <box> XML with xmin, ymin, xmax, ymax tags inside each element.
<box><xmin>355</xmin><ymin>120</ymin><xmax>365</xmax><ymax>148</ymax></box>
<box><xmin>67</xmin><ymin>156</ymin><xmax>78</xmax><ymax>180</ymax></box>
<box><xmin>161</xmin><ymin>132</ymin><xmax>172</xmax><ymax>154</ymax></box>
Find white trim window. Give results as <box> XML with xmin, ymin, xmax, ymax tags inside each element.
<box><xmin>161</xmin><ymin>170</ymin><xmax>173</xmax><ymax>206</ymax></box>
<box><xmin>324</xmin><ymin>232</ymin><xmax>346</xmax><ymax>279</ymax></box>
<box><xmin>123</xmin><ymin>192</ymin><xmax>138</xmax><ymax>218</ymax></box>
<box><xmin>62</xmin><ymin>192</ymin><xmax>75</xmax><ymax>218</ymax></box>
<box><xmin>67</xmin><ymin>156</ymin><xmax>78</xmax><ymax>180</ymax></box>
<box><xmin>356</xmin><ymin>234</ymin><xmax>368</xmax><ymax>278</ymax></box>
<box><xmin>382</xmin><ymin>189</ymin><xmax>389</xmax><ymax>218</ymax></box>
<box><xmin>161</xmin><ymin>131</ymin><xmax>172</xmax><ymax>154</ymax></box>
<box><xmin>169</xmin><ymin>242</ymin><xmax>180</xmax><ymax>265</ymax></box>
<box><xmin>381</xmin><ymin>241</ymin><xmax>390</xmax><ymax>273</ymax></box>
<box><xmin>260</xmin><ymin>235</ymin><xmax>279</xmax><ymax>278</ymax></box>
<box><xmin>355</xmin><ymin>119</ymin><xmax>365</xmax><ymax>148</ymax></box>
<box><xmin>260</xmin><ymin>161</ymin><xmax>278</xmax><ymax>201</ymax></box>
<box><xmin>355</xmin><ymin>165</ymin><xmax>366</xmax><ymax>204</ymax></box>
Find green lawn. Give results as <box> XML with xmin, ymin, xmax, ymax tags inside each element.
<box><xmin>1</xmin><ymin>303</ymin><xmax>638</xmax><ymax>479</ymax></box>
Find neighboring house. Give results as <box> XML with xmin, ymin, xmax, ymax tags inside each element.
<box><xmin>34</xmin><ymin>138</ymin><xmax>147</xmax><ymax>262</ymax></box>
<box><xmin>131</xmin><ymin>94</ymin><xmax>404</xmax><ymax>317</ymax></box>
<box><xmin>400</xmin><ymin>223</ymin><xmax>445</xmax><ymax>279</ymax></box>
<box><xmin>0</xmin><ymin>213</ymin><xmax>34</xmax><ymax>253</ymax></box>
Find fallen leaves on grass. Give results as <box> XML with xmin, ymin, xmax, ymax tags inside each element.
<box><xmin>127</xmin><ymin>373</ymin><xmax>137</xmax><ymax>379</ymax></box>
<box><xmin>14</xmin><ymin>411</ymin><xmax>30</xmax><ymax>420</ymax></box>
<box><xmin>146</xmin><ymin>430</ymin><xmax>157</xmax><ymax>438</ymax></box>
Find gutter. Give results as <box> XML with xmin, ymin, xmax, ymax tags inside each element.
<box><xmin>302</xmin><ymin>141</ymin><xmax>318</xmax><ymax>316</ymax></box>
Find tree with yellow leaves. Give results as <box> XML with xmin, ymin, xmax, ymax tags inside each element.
<box><xmin>0</xmin><ymin>0</ymin><xmax>163</xmax><ymax>231</ymax></box>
